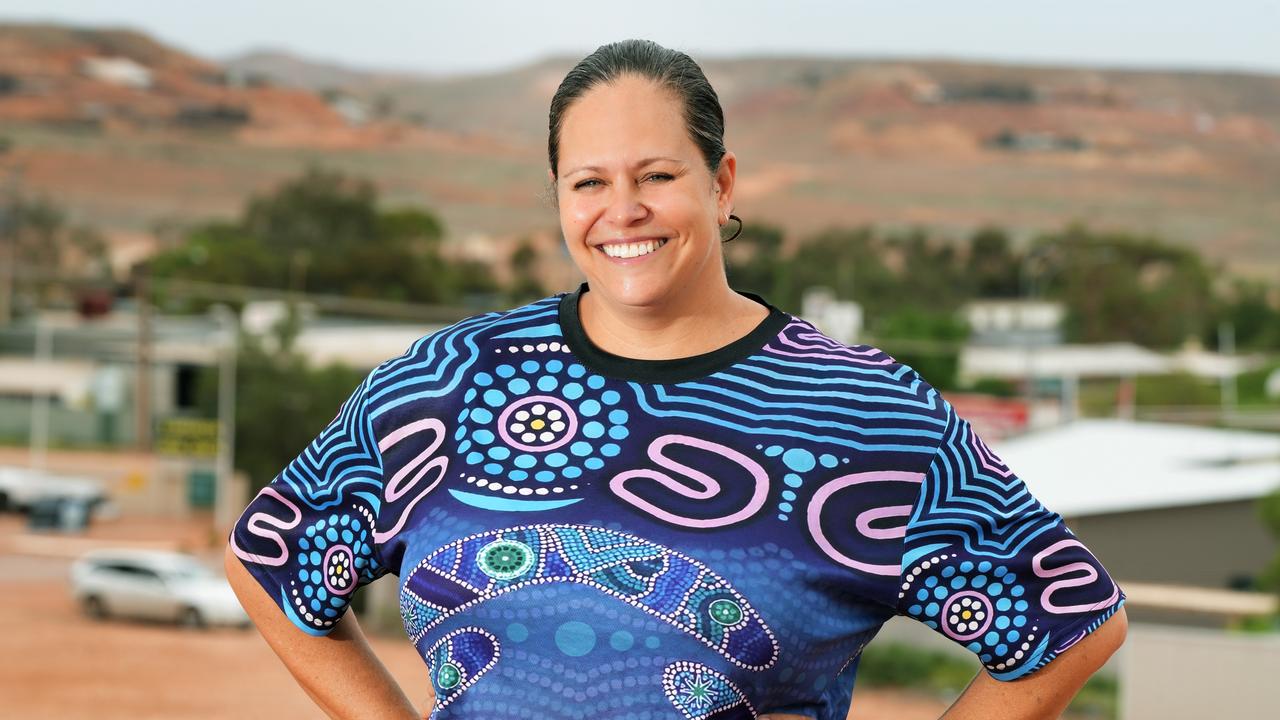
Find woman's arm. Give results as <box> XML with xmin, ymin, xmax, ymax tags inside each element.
<box><xmin>223</xmin><ymin>542</ymin><xmax>424</xmax><ymax>720</ymax></box>
<box><xmin>940</xmin><ymin>606</ymin><xmax>1128</xmax><ymax>719</ymax></box>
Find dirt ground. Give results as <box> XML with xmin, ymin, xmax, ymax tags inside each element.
<box><xmin>0</xmin><ymin>514</ymin><xmax>952</xmax><ymax>719</ymax></box>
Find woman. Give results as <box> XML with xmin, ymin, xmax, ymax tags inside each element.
<box><xmin>226</xmin><ymin>39</ymin><xmax>1126</xmax><ymax>719</ymax></box>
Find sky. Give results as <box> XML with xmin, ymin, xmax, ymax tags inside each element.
<box><xmin>1</xmin><ymin>0</ymin><xmax>1277</xmax><ymax>77</ymax></box>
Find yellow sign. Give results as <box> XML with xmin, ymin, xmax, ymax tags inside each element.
<box><xmin>156</xmin><ymin>418</ymin><xmax>219</xmax><ymax>458</ymax></box>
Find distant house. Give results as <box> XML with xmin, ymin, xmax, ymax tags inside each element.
<box><xmin>996</xmin><ymin>419</ymin><xmax>1280</xmax><ymax>600</ymax></box>
<box><xmin>964</xmin><ymin>298</ymin><xmax>1065</xmax><ymax>346</ymax></box>
<box><xmin>80</xmin><ymin>57</ymin><xmax>152</xmax><ymax>89</ymax></box>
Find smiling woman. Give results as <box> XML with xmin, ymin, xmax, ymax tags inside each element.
<box><xmin>227</xmin><ymin>38</ymin><xmax>1126</xmax><ymax>720</ymax></box>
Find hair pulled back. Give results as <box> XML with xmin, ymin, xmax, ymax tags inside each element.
<box><xmin>547</xmin><ymin>39</ymin><xmax>726</xmax><ymax>182</ymax></box>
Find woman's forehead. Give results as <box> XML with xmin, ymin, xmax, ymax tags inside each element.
<box><xmin>559</xmin><ymin>81</ymin><xmax>698</xmax><ymax>173</ymax></box>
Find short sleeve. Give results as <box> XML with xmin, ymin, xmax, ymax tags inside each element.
<box><xmin>894</xmin><ymin>394</ymin><xmax>1126</xmax><ymax>680</ymax></box>
<box><xmin>228</xmin><ymin>367</ymin><xmax>389</xmax><ymax>636</ymax></box>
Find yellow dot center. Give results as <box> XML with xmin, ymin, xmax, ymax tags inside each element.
<box><xmin>531</xmin><ymin>419</ymin><xmax>545</xmax><ymax>429</ymax></box>
<box><xmin>962</xmin><ymin>610</ymin><xmax>972</xmax><ymax>619</ymax></box>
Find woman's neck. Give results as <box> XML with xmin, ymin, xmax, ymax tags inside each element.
<box><xmin>577</xmin><ymin>281</ymin><xmax>769</xmax><ymax>361</ymax></box>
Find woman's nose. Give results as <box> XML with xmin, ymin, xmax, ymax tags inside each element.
<box><xmin>606</xmin><ymin>183</ymin><xmax>649</xmax><ymax>225</ymax></box>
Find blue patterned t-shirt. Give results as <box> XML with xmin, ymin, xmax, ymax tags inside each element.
<box><xmin>229</xmin><ymin>281</ymin><xmax>1126</xmax><ymax>719</ymax></box>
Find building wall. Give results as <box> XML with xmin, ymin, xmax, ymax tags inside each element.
<box><xmin>1066</xmin><ymin>499</ymin><xmax>1277</xmax><ymax>591</ymax></box>
<box><xmin>1121</xmin><ymin>623</ymin><xmax>1280</xmax><ymax>720</ymax></box>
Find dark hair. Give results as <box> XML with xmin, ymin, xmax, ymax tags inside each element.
<box><xmin>547</xmin><ymin>39</ymin><xmax>726</xmax><ymax>183</ymax></box>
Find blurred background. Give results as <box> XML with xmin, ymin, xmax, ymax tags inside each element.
<box><xmin>1</xmin><ymin>2</ymin><xmax>1277</xmax><ymax>718</ymax></box>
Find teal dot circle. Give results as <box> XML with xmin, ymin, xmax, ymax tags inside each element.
<box><xmin>782</xmin><ymin>448</ymin><xmax>816</xmax><ymax>472</ymax></box>
<box><xmin>474</xmin><ymin>372</ymin><xmax>493</xmax><ymax>386</ymax></box>
<box><xmin>521</xmin><ymin>360</ymin><xmax>540</xmax><ymax>374</ymax></box>
<box><xmin>507</xmin><ymin>622</ymin><xmax>529</xmax><ymax>642</ymax></box>
<box><xmin>545</xmin><ymin>359</ymin><xmax>564</xmax><ymax>373</ymax></box>
<box><xmin>495</xmin><ymin>364</ymin><xmax>515</xmax><ymax>378</ymax></box>
<box><xmin>609</xmin><ymin>630</ymin><xmax>634</xmax><ymax>651</ymax></box>
<box><xmin>644</xmin><ymin>635</ymin><xmax>660</xmax><ymax>649</ymax></box>
<box><xmin>587</xmin><ymin>375</ymin><xmax>605</xmax><ymax>389</ymax></box>
<box><xmin>580</xmin><ymin>399</ymin><xmax>601</xmax><ymax>416</ymax></box>
<box><xmin>470</xmin><ymin>408</ymin><xmax>493</xmax><ymax>424</ymax></box>
<box><xmin>507</xmin><ymin>378</ymin><xmax>530</xmax><ymax>394</ymax></box>
<box><xmin>537</xmin><ymin>375</ymin><xmax>558</xmax><ymax>392</ymax></box>
<box><xmin>608</xmin><ymin>409</ymin><xmax>628</xmax><ymax>424</ymax></box>
<box><xmin>764</xmin><ymin>445</ymin><xmax>784</xmax><ymax>457</ymax></box>
<box><xmin>568</xmin><ymin>363</ymin><xmax>586</xmax><ymax>378</ymax></box>
<box><xmin>819</xmin><ymin>453</ymin><xmax>838</xmax><ymax>468</ymax></box>
<box><xmin>601</xmin><ymin>390</ymin><xmax>620</xmax><ymax>404</ymax></box>
<box><xmin>583</xmin><ymin>421</ymin><xmax>605</xmax><ymax>438</ymax></box>
<box><xmin>554</xmin><ymin>621</ymin><xmax>597</xmax><ymax>657</ymax></box>
<box><xmin>784</xmin><ymin>474</ymin><xmax>803</xmax><ymax>488</ymax></box>
<box><xmin>483</xmin><ymin>389</ymin><xmax>506</xmax><ymax>407</ymax></box>
<box><xmin>562</xmin><ymin>382</ymin><xmax>584</xmax><ymax>399</ymax></box>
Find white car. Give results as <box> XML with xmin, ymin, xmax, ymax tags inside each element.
<box><xmin>0</xmin><ymin>465</ymin><xmax>105</xmax><ymax>513</ymax></box>
<box><xmin>69</xmin><ymin>549</ymin><xmax>250</xmax><ymax>629</ymax></box>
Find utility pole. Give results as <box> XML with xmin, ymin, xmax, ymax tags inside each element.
<box><xmin>135</xmin><ymin>262</ymin><xmax>153</xmax><ymax>451</ymax></box>
<box><xmin>0</xmin><ymin>164</ymin><xmax>22</xmax><ymax>327</ymax></box>
<box><xmin>1219</xmin><ymin>321</ymin><xmax>1236</xmax><ymax>425</ymax></box>
<box><xmin>211</xmin><ymin>305</ymin><xmax>238</xmax><ymax>533</ymax></box>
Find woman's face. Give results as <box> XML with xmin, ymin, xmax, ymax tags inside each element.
<box><xmin>550</xmin><ymin>74</ymin><xmax>736</xmax><ymax>310</ymax></box>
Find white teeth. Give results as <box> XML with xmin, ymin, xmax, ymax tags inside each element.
<box><xmin>602</xmin><ymin>239</ymin><xmax>667</xmax><ymax>258</ymax></box>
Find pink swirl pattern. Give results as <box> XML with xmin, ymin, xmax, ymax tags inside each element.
<box><xmin>609</xmin><ymin>434</ymin><xmax>770</xmax><ymax>528</ymax></box>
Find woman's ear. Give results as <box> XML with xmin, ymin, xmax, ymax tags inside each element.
<box><xmin>715</xmin><ymin>151</ymin><xmax>737</xmax><ymax>218</ymax></box>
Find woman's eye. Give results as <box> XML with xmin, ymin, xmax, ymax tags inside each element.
<box><xmin>645</xmin><ymin>173</ymin><xmax>674</xmax><ymax>182</ymax></box>
<box><xmin>574</xmin><ymin>179</ymin><xmax>601</xmax><ymax>189</ymax></box>
<box><xmin>573</xmin><ymin>174</ymin><xmax>673</xmax><ymax>190</ymax></box>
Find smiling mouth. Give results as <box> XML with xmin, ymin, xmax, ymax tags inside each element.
<box><xmin>598</xmin><ymin>238</ymin><xmax>669</xmax><ymax>259</ymax></box>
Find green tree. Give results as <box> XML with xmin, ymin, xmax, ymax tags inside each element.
<box><xmin>1033</xmin><ymin>224</ymin><xmax>1213</xmax><ymax>349</ymax></box>
<box><xmin>724</xmin><ymin>220</ymin><xmax>786</xmax><ymax>299</ymax></box>
<box><xmin>506</xmin><ymin>240</ymin><xmax>545</xmax><ymax>305</ymax></box>
<box><xmin>965</xmin><ymin>225</ymin><xmax>1022</xmax><ymax>298</ymax></box>
<box><xmin>148</xmin><ymin>166</ymin><xmax>491</xmax><ymax>307</ymax></box>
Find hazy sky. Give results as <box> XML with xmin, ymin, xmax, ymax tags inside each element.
<box><xmin>2</xmin><ymin>0</ymin><xmax>1277</xmax><ymax>76</ymax></box>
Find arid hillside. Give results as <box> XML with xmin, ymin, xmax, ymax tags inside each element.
<box><xmin>2</xmin><ymin>23</ymin><xmax>1278</xmax><ymax>277</ymax></box>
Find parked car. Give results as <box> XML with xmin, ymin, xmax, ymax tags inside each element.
<box><xmin>0</xmin><ymin>465</ymin><xmax>106</xmax><ymax>514</ymax></box>
<box><xmin>69</xmin><ymin>549</ymin><xmax>250</xmax><ymax>629</ymax></box>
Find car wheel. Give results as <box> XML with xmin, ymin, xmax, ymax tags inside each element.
<box><xmin>179</xmin><ymin>606</ymin><xmax>206</xmax><ymax>630</ymax></box>
<box><xmin>82</xmin><ymin>595</ymin><xmax>108</xmax><ymax>620</ymax></box>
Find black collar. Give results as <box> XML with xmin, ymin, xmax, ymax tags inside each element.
<box><xmin>557</xmin><ymin>281</ymin><xmax>791</xmax><ymax>384</ymax></box>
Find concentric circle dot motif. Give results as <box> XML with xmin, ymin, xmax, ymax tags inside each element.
<box><xmin>437</xmin><ymin>661</ymin><xmax>461</xmax><ymax>689</ymax></box>
<box><xmin>708</xmin><ymin>598</ymin><xmax>744</xmax><ymax>626</ymax></box>
<box><xmin>477</xmin><ymin>539</ymin><xmax>534</xmax><ymax>580</ymax></box>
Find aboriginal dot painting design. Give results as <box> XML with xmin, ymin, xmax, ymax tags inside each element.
<box><xmin>400</xmin><ymin>524</ymin><xmax>779</xmax><ymax>672</ymax></box>
<box><xmin>427</xmin><ymin>627</ymin><xmax>500</xmax><ymax>709</ymax></box>
<box><xmin>662</xmin><ymin>661</ymin><xmax>755</xmax><ymax>719</ymax></box>
<box><xmin>450</xmin><ymin>354</ymin><xmax>629</xmax><ymax>513</ymax></box>
<box><xmin>230</xmin><ymin>285</ymin><xmax>1127</xmax><ymax>720</ymax></box>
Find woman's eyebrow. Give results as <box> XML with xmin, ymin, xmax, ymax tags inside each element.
<box><xmin>564</xmin><ymin>157</ymin><xmax>683</xmax><ymax>177</ymax></box>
